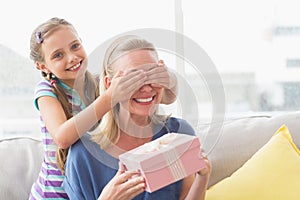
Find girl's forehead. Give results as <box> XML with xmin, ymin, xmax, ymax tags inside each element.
<box><xmin>42</xmin><ymin>26</ymin><xmax>79</xmax><ymax>54</ymax></box>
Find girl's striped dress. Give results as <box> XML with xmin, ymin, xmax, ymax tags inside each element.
<box><xmin>29</xmin><ymin>79</ymin><xmax>86</xmax><ymax>199</ymax></box>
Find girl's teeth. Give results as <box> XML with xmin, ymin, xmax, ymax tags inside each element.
<box><xmin>135</xmin><ymin>97</ymin><xmax>153</xmax><ymax>103</ymax></box>
<box><xmin>69</xmin><ymin>63</ymin><xmax>80</xmax><ymax>71</ymax></box>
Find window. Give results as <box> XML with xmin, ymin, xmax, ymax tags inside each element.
<box><xmin>1</xmin><ymin>0</ymin><xmax>299</xmax><ymax>138</ymax></box>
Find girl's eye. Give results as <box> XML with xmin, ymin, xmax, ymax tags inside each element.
<box><xmin>72</xmin><ymin>43</ymin><xmax>80</xmax><ymax>50</ymax></box>
<box><xmin>53</xmin><ymin>52</ymin><xmax>63</xmax><ymax>59</ymax></box>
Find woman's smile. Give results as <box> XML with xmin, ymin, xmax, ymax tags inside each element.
<box><xmin>132</xmin><ymin>95</ymin><xmax>155</xmax><ymax>104</ymax></box>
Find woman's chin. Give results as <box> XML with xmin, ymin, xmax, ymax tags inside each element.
<box><xmin>131</xmin><ymin>106</ymin><xmax>157</xmax><ymax>116</ymax></box>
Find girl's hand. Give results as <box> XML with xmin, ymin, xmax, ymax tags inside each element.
<box><xmin>144</xmin><ymin>60</ymin><xmax>177</xmax><ymax>90</ymax></box>
<box><xmin>98</xmin><ymin>162</ymin><xmax>145</xmax><ymax>200</ymax></box>
<box><xmin>143</xmin><ymin>60</ymin><xmax>178</xmax><ymax>104</ymax></box>
<box><xmin>107</xmin><ymin>69</ymin><xmax>147</xmax><ymax>106</ymax></box>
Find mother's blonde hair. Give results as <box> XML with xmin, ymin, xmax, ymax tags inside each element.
<box><xmin>92</xmin><ymin>35</ymin><xmax>168</xmax><ymax>149</ymax></box>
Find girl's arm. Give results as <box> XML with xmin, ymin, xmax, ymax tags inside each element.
<box><xmin>38</xmin><ymin>90</ymin><xmax>111</xmax><ymax>149</ymax></box>
<box><xmin>38</xmin><ymin>70</ymin><xmax>147</xmax><ymax>149</ymax></box>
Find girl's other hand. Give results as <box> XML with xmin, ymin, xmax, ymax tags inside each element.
<box><xmin>144</xmin><ymin>60</ymin><xmax>177</xmax><ymax>90</ymax></box>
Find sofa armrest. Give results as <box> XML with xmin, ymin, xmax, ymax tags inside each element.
<box><xmin>0</xmin><ymin>137</ymin><xmax>43</xmax><ymax>199</ymax></box>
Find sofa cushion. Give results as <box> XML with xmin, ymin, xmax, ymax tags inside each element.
<box><xmin>205</xmin><ymin>125</ymin><xmax>300</xmax><ymax>199</ymax></box>
<box><xmin>198</xmin><ymin>111</ymin><xmax>300</xmax><ymax>187</ymax></box>
<box><xmin>0</xmin><ymin>137</ymin><xmax>43</xmax><ymax>200</ymax></box>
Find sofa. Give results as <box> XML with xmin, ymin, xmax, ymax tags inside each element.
<box><xmin>1</xmin><ymin>111</ymin><xmax>299</xmax><ymax>199</ymax></box>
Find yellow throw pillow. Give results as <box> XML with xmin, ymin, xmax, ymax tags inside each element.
<box><xmin>206</xmin><ymin>125</ymin><xmax>300</xmax><ymax>200</ymax></box>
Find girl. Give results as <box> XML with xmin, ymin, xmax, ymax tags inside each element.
<box><xmin>63</xmin><ymin>35</ymin><xmax>211</xmax><ymax>200</ymax></box>
<box><xmin>29</xmin><ymin>18</ymin><xmax>178</xmax><ymax>199</ymax></box>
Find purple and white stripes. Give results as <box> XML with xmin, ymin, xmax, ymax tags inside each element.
<box><xmin>29</xmin><ymin>79</ymin><xmax>86</xmax><ymax>199</ymax></box>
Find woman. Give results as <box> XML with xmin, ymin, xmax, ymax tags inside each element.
<box><xmin>63</xmin><ymin>35</ymin><xmax>211</xmax><ymax>200</ymax></box>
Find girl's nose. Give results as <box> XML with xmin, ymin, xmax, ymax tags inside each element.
<box><xmin>68</xmin><ymin>53</ymin><xmax>78</xmax><ymax>63</ymax></box>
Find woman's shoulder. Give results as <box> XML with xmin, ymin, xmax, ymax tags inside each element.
<box><xmin>66</xmin><ymin>135</ymin><xmax>99</xmax><ymax>168</ymax></box>
<box><xmin>67</xmin><ymin>134</ymin><xmax>119</xmax><ymax>170</ymax></box>
<box><xmin>167</xmin><ymin>117</ymin><xmax>190</xmax><ymax>124</ymax></box>
<box><xmin>68</xmin><ymin>134</ymin><xmax>114</xmax><ymax>162</ymax></box>
<box><xmin>166</xmin><ymin>117</ymin><xmax>195</xmax><ymax>136</ymax></box>
<box><xmin>69</xmin><ymin>134</ymin><xmax>96</xmax><ymax>156</ymax></box>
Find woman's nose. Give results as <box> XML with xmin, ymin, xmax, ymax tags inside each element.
<box><xmin>139</xmin><ymin>84</ymin><xmax>153</xmax><ymax>92</ymax></box>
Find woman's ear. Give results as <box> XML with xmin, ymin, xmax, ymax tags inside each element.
<box><xmin>104</xmin><ymin>71</ymin><xmax>123</xmax><ymax>89</ymax></box>
<box><xmin>104</xmin><ymin>76</ymin><xmax>111</xmax><ymax>89</ymax></box>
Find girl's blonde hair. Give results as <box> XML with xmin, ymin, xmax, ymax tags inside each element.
<box><xmin>30</xmin><ymin>17</ymin><xmax>99</xmax><ymax>174</ymax></box>
<box><xmin>92</xmin><ymin>35</ymin><xmax>168</xmax><ymax>149</ymax></box>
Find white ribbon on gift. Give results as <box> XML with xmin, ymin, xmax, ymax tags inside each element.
<box><xmin>135</xmin><ymin>133</ymin><xmax>177</xmax><ymax>153</ymax></box>
<box><xmin>163</xmin><ymin>148</ymin><xmax>187</xmax><ymax>181</ymax></box>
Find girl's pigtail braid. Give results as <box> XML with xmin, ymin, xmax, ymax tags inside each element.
<box><xmin>52</xmin><ymin>81</ymin><xmax>72</xmax><ymax>175</ymax></box>
<box><xmin>44</xmin><ymin>72</ymin><xmax>73</xmax><ymax>175</ymax></box>
<box><xmin>46</xmin><ymin>71</ymin><xmax>99</xmax><ymax>175</ymax></box>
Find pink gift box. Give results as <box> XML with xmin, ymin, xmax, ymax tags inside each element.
<box><xmin>119</xmin><ymin>133</ymin><xmax>206</xmax><ymax>193</ymax></box>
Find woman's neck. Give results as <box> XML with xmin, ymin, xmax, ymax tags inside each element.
<box><xmin>113</xmin><ymin>106</ymin><xmax>157</xmax><ymax>153</ymax></box>
<box><xmin>116</xmin><ymin>130</ymin><xmax>153</xmax><ymax>151</ymax></box>
<box><xmin>131</xmin><ymin>114</ymin><xmax>150</xmax><ymax>126</ymax></box>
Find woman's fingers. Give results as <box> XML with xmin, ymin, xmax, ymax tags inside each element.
<box><xmin>197</xmin><ymin>157</ymin><xmax>212</xmax><ymax>176</ymax></box>
<box><xmin>125</xmin><ymin>177</ymin><xmax>146</xmax><ymax>199</ymax></box>
<box><xmin>115</xmin><ymin>161</ymin><xmax>126</xmax><ymax>175</ymax></box>
<box><xmin>99</xmin><ymin>164</ymin><xmax>145</xmax><ymax>200</ymax></box>
<box><xmin>116</xmin><ymin>170</ymin><xmax>139</xmax><ymax>183</ymax></box>
<box><xmin>115</xmin><ymin>164</ymin><xmax>145</xmax><ymax>198</ymax></box>
<box><xmin>116</xmin><ymin>176</ymin><xmax>145</xmax><ymax>200</ymax></box>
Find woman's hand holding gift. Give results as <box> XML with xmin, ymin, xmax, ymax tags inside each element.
<box><xmin>98</xmin><ymin>162</ymin><xmax>145</xmax><ymax>200</ymax></box>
